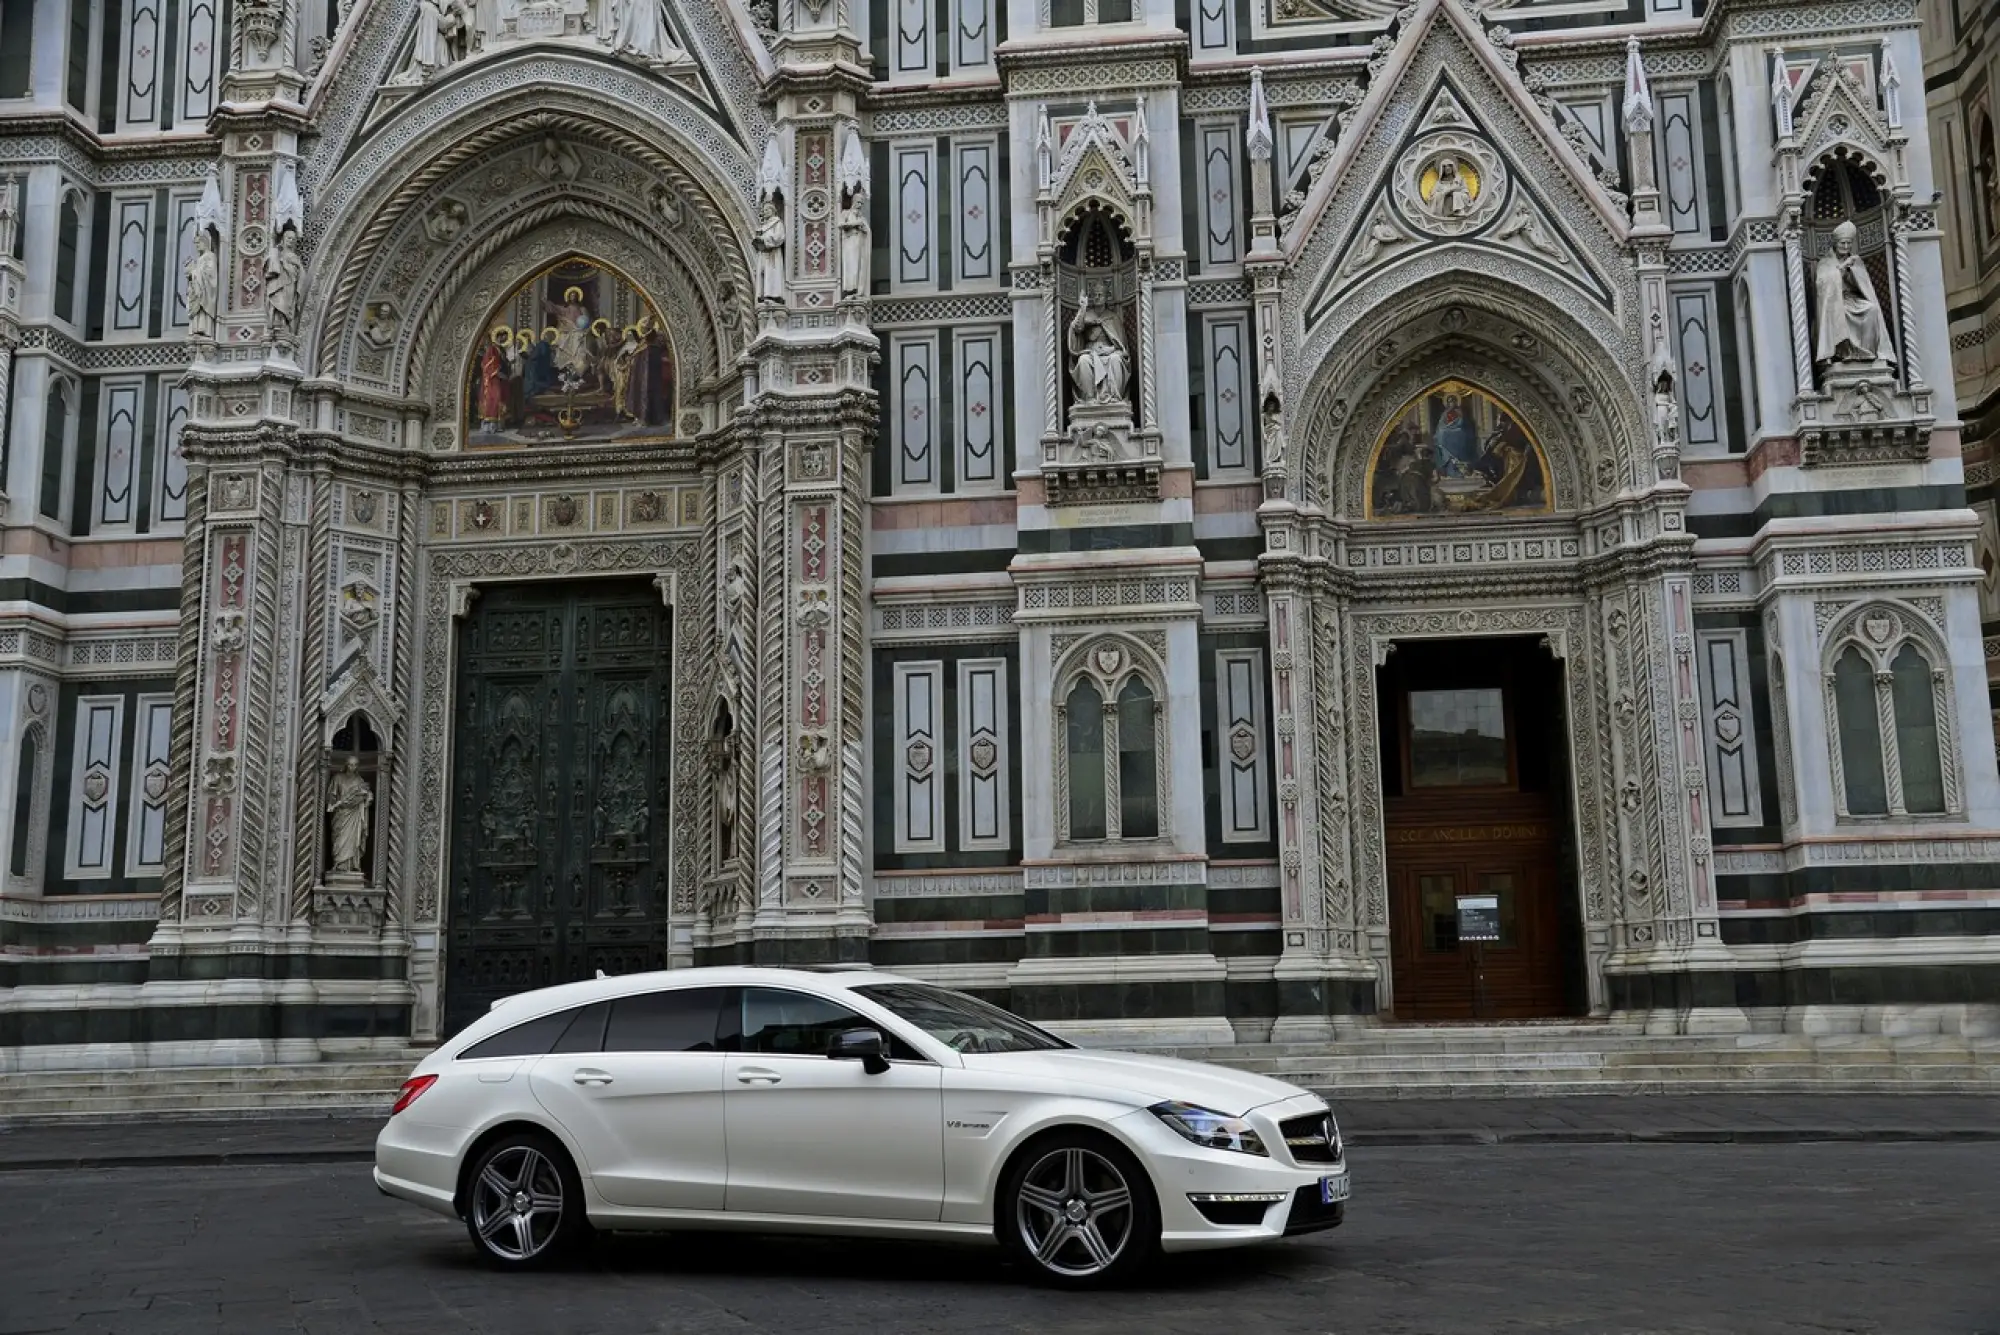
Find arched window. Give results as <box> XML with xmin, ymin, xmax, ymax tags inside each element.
<box><xmin>1973</xmin><ymin>115</ymin><xmax>1997</xmax><ymax>246</ymax></box>
<box><xmin>1831</xmin><ymin>645</ymin><xmax>1887</xmax><ymax>816</ymax></box>
<box><xmin>54</xmin><ymin>191</ymin><xmax>81</xmax><ymax>324</ymax></box>
<box><xmin>1057</xmin><ymin>642</ymin><xmax>1165</xmax><ymax>844</ymax></box>
<box><xmin>1117</xmin><ymin>678</ymin><xmax>1158</xmax><ymax>839</ymax></box>
<box><xmin>1065</xmin><ymin>680</ymin><xmax>1107</xmax><ymax>841</ymax></box>
<box><xmin>9</xmin><ymin>730</ymin><xmax>37</xmax><ymax>878</ymax></box>
<box><xmin>39</xmin><ymin>379</ymin><xmax>71</xmax><ymax>520</ymax></box>
<box><xmin>1890</xmin><ymin>643</ymin><xmax>1945</xmax><ymax>814</ymax></box>
<box><xmin>1823</xmin><ymin>610</ymin><xmax>1957</xmax><ymax>820</ymax></box>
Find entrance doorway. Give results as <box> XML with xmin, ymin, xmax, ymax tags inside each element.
<box><xmin>1377</xmin><ymin>636</ymin><xmax>1583</xmax><ymax>1020</ymax></box>
<box><xmin>442</xmin><ymin>579</ymin><xmax>674</xmax><ymax>1036</ymax></box>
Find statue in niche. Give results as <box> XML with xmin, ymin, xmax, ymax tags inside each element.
<box><xmin>753</xmin><ymin>197</ymin><xmax>787</xmax><ymax>304</ymax></box>
<box><xmin>837</xmin><ymin>197</ymin><xmax>868</xmax><ymax>299</ymax></box>
<box><xmin>1067</xmin><ymin>293</ymin><xmax>1130</xmax><ymax>409</ymax></box>
<box><xmin>1813</xmin><ymin>219</ymin><xmax>1888</xmax><ymax>368</ymax></box>
<box><xmin>185</xmin><ymin>230</ymin><xmax>218</xmax><ymax>341</ymax></box>
<box><xmin>720</xmin><ymin>553</ymin><xmax>753</xmax><ymax>714</ymax></box>
<box><xmin>327</xmin><ymin>757</ymin><xmax>374</xmax><ymax>877</ymax></box>
<box><xmin>611</xmin><ymin>0</ymin><xmax>681</xmax><ymax>66</ymax></box>
<box><xmin>837</xmin><ymin>126</ymin><xmax>870</xmax><ymax>300</ymax></box>
<box><xmin>400</xmin><ymin>0</ymin><xmax>466</xmax><ymax>80</ymax></box>
<box><xmin>264</xmin><ymin>227</ymin><xmax>303</xmax><ymax>343</ymax></box>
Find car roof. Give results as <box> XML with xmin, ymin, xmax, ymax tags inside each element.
<box><xmin>481</xmin><ymin>964</ymin><xmax>927</xmax><ymax>1016</ymax></box>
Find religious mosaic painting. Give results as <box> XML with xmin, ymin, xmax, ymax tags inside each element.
<box><xmin>1366</xmin><ymin>380</ymin><xmax>1551</xmax><ymax>518</ymax></box>
<box><xmin>464</xmin><ymin>258</ymin><xmax>678</xmax><ymax>447</ymax></box>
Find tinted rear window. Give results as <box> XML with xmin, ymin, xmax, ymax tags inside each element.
<box><xmin>549</xmin><ymin>1001</ymin><xmax>610</xmax><ymax>1053</ymax></box>
<box><xmin>460</xmin><ymin>1006</ymin><xmax>584</xmax><ymax>1060</ymax></box>
<box><xmin>603</xmin><ymin>988</ymin><xmax>727</xmax><ymax>1053</ymax></box>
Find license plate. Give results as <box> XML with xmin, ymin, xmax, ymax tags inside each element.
<box><xmin>1320</xmin><ymin>1174</ymin><xmax>1350</xmax><ymax>1204</ymax></box>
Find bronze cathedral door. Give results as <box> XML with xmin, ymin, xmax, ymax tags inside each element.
<box><xmin>1378</xmin><ymin>637</ymin><xmax>1583</xmax><ymax>1021</ymax></box>
<box><xmin>442</xmin><ymin>580</ymin><xmax>673</xmax><ymax>1036</ymax></box>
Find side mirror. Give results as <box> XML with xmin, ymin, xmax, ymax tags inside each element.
<box><xmin>829</xmin><ymin>1027</ymin><xmax>890</xmax><ymax>1075</ymax></box>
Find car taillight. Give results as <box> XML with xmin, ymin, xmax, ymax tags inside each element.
<box><xmin>391</xmin><ymin>1074</ymin><xmax>437</xmax><ymax>1115</ymax></box>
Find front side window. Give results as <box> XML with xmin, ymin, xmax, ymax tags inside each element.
<box><xmin>737</xmin><ymin>987</ymin><xmax>926</xmax><ymax>1060</ymax></box>
<box><xmin>855</xmin><ymin>982</ymin><xmax>1071</xmax><ymax>1054</ymax></box>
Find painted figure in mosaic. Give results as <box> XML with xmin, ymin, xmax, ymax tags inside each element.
<box><xmin>327</xmin><ymin>758</ymin><xmax>373</xmax><ymax>876</ymax></box>
<box><xmin>185</xmin><ymin>230</ymin><xmax>218</xmax><ymax>340</ymax></box>
<box><xmin>1067</xmin><ymin>294</ymin><xmax>1129</xmax><ymax>407</ymax></box>
<box><xmin>478</xmin><ymin>329</ymin><xmax>510</xmax><ymax>427</ymax></box>
<box><xmin>1813</xmin><ymin>219</ymin><xmax>1886</xmax><ymax>367</ymax></box>
<box><xmin>543</xmin><ymin>285</ymin><xmax>594</xmax><ymax>379</ymax></box>
<box><xmin>522</xmin><ymin>326</ymin><xmax>556</xmax><ymax>399</ymax></box>
<box><xmin>264</xmin><ymin>228</ymin><xmax>302</xmax><ymax>341</ymax></box>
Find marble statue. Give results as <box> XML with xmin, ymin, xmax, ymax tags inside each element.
<box><xmin>327</xmin><ymin>757</ymin><xmax>373</xmax><ymax>875</ymax></box>
<box><xmin>753</xmin><ymin>198</ymin><xmax>787</xmax><ymax>304</ymax></box>
<box><xmin>611</xmin><ymin>0</ymin><xmax>681</xmax><ymax>65</ymax></box>
<box><xmin>1066</xmin><ymin>294</ymin><xmax>1129</xmax><ymax>407</ymax></box>
<box><xmin>185</xmin><ymin>230</ymin><xmax>218</xmax><ymax>340</ymax></box>
<box><xmin>1813</xmin><ymin>220</ymin><xmax>1887</xmax><ymax>367</ymax></box>
<box><xmin>264</xmin><ymin>228</ymin><xmax>303</xmax><ymax>342</ymax></box>
<box><xmin>837</xmin><ymin>198</ymin><xmax>869</xmax><ymax>299</ymax></box>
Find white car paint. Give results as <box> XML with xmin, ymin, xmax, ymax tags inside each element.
<box><xmin>374</xmin><ymin>966</ymin><xmax>1349</xmax><ymax>1266</ymax></box>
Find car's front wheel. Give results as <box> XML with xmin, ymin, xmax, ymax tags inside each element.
<box><xmin>1000</xmin><ymin>1131</ymin><xmax>1160</xmax><ymax>1287</ymax></box>
<box><xmin>463</xmin><ymin>1132</ymin><xmax>588</xmax><ymax>1270</ymax></box>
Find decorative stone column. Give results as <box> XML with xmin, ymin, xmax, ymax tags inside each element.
<box><xmin>730</xmin><ymin>8</ymin><xmax>879</xmax><ymax>962</ymax></box>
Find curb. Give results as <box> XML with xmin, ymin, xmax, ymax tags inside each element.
<box><xmin>3</xmin><ymin>1125</ymin><xmax>1997</xmax><ymax>1172</ymax></box>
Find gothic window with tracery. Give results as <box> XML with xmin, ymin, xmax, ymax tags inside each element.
<box><xmin>1822</xmin><ymin>609</ymin><xmax>1956</xmax><ymax>820</ymax></box>
<box><xmin>1056</xmin><ymin>641</ymin><xmax>1165</xmax><ymax>844</ymax></box>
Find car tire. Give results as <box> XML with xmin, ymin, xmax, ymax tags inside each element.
<box><xmin>998</xmin><ymin>1130</ymin><xmax>1161</xmax><ymax>1288</ymax></box>
<box><xmin>462</xmin><ymin>1130</ymin><xmax>589</xmax><ymax>1270</ymax></box>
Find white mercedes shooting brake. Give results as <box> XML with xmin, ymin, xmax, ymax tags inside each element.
<box><xmin>374</xmin><ymin>966</ymin><xmax>1349</xmax><ymax>1285</ymax></box>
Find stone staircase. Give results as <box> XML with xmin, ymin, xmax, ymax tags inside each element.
<box><xmin>1138</xmin><ymin>1024</ymin><xmax>2000</xmax><ymax>1098</ymax></box>
<box><xmin>1</xmin><ymin>1026</ymin><xmax>1996</xmax><ymax>1122</ymax></box>
<box><xmin>0</xmin><ymin>1054</ymin><xmax>424</xmax><ymax>1123</ymax></box>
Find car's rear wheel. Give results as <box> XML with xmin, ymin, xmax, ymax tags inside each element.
<box><xmin>1000</xmin><ymin>1131</ymin><xmax>1160</xmax><ymax>1287</ymax></box>
<box><xmin>463</xmin><ymin>1132</ymin><xmax>587</xmax><ymax>1270</ymax></box>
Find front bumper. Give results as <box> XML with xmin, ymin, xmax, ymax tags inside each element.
<box><xmin>1114</xmin><ymin>1093</ymin><xmax>1350</xmax><ymax>1252</ymax></box>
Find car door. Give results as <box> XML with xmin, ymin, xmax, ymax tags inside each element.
<box><xmin>527</xmin><ymin>986</ymin><xmax>730</xmax><ymax>1210</ymax></box>
<box><xmin>722</xmin><ymin>986</ymin><xmax>945</xmax><ymax>1221</ymax></box>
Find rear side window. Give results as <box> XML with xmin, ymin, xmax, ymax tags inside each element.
<box><xmin>549</xmin><ymin>1001</ymin><xmax>610</xmax><ymax>1053</ymax></box>
<box><xmin>459</xmin><ymin>1006</ymin><xmax>586</xmax><ymax>1060</ymax></box>
<box><xmin>603</xmin><ymin>987</ymin><xmax>728</xmax><ymax>1053</ymax></box>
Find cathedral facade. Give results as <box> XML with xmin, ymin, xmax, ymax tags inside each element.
<box><xmin>1</xmin><ymin>0</ymin><xmax>1997</xmax><ymax>1068</ymax></box>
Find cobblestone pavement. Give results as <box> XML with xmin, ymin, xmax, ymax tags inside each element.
<box><xmin>4</xmin><ymin>1094</ymin><xmax>1997</xmax><ymax>1168</ymax></box>
<box><xmin>0</xmin><ymin>1143</ymin><xmax>1994</xmax><ymax>1335</ymax></box>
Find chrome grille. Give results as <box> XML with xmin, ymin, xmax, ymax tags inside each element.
<box><xmin>1280</xmin><ymin>1111</ymin><xmax>1341</xmax><ymax>1164</ymax></box>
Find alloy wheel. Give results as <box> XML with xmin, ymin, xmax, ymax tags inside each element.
<box><xmin>469</xmin><ymin>1144</ymin><xmax>567</xmax><ymax>1263</ymax></box>
<box><xmin>1013</xmin><ymin>1145</ymin><xmax>1136</xmax><ymax>1278</ymax></box>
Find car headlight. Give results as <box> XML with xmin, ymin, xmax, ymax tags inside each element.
<box><xmin>1149</xmin><ymin>1101</ymin><xmax>1269</xmax><ymax>1156</ymax></box>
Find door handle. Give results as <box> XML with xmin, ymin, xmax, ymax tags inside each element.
<box><xmin>572</xmin><ymin>1069</ymin><xmax>614</xmax><ymax>1086</ymax></box>
<box><xmin>735</xmin><ymin>1068</ymin><xmax>782</xmax><ymax>1086</ymax></box>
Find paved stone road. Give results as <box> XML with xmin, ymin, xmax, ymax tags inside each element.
<box><xmin>5</xmin><ymin>1094</ymin><xmax>1997</xmax><ymax>1167</ymax></box>
<box><xmin>1</xmin><ymin>1143</ymin><xmax>1995</xmax><ymax>1335</ymax></box>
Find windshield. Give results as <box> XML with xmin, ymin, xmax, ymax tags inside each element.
<box><xmin>854</xmin><ymin>983</ymin><xmax>1072</xmax><ymax>1054</ymax></box>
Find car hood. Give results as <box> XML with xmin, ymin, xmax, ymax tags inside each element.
<box><xmin>957</xmin><ymin>1048</ymin><xmax>1313</xmax><ymax>1116</ymax></box>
